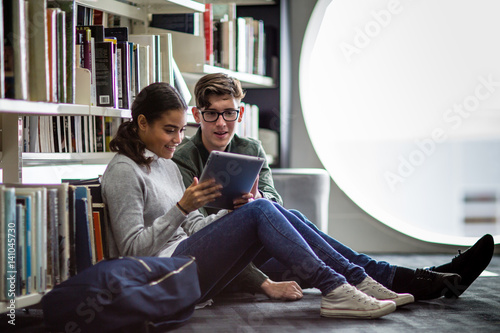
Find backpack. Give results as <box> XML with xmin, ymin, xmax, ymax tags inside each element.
<box><xmin>42</xmin><ymin>255</ymin><xmax>200</xmax><ymax>332</ymax></box>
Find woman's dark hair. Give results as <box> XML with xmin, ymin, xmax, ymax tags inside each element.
<box><xmin>109</xmin><ymin>82</ymin><xmax>187</xmax><ymax>168</ymax></box>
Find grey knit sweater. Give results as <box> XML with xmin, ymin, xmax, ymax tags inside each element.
<box><xmin>101</xmin><ymin>150</ymin><xmax>227</xmax><ymax>257</ymax></box>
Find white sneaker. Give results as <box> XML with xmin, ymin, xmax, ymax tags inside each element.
<box><xmin>321</xmin><ymin>284</ymin><xmax>396</xmax><ymax>319</ymax></box>
<box><xmin>356</xmin><ymin>276</ymin><xmax>414</xmax><ymax>307</ymax></box>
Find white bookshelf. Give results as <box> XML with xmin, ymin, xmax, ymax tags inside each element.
<box><xmin>183</xmin><ymin>65</ymin><xmax>275</xmax><ymax>88</ymax></box>
<box><xmin>0</xmin><ymin>293</ymin><xmax>45</xmax><ymax>313</ymax></box>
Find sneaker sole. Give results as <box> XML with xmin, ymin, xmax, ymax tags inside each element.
<box><xmin>320</xmin><ymin>302</ymin><xmax>396</xmax><ymax>319</ymax></box>
<box><xmin>390</xmin><ymin>294</ymin><xmax>414</xmax><ymax>307</ymax></box>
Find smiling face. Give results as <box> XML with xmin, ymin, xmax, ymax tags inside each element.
<box><xmin>193</xmin><ymin>94</ymin><xmax>244</xmax><ymax>153</ymax></box>
<box><xmin>138</xmin><ymin>109</ymin><xmax>187</xmax><ymax>159</ymax></box>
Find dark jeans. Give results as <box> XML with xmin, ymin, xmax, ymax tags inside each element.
<box><xmin>256</xmin><ymin>204</ymin><xmax>396</xmax><ymax>289</ymax></box>
<box><xmin>172</xmin><ymin>199</ymin><xmax>364</xmax><ymax>302</ymax></box>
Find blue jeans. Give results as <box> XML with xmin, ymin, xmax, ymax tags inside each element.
<box><xmin>255</xmin><ymin>205</ymin><xmax>397</xmax><ymax>289</ymax></box>
<box><xmin>172</xmin><ymin>199</ymin><xmax>365</xmax><ymax>302</ymax></box>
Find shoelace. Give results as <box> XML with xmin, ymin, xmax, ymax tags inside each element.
<box><xmin>365</xmin><ymin>279</ymin><xmax>397</xmax><ymax>297</ymax></box>
<box><xmin>344</xmin><ymin>285</ymin><xmax>379</xmax><ymax>305</ymax></box>
<box><xmin>415</xmin><ymin>268</ymin><xmax>436</xmax><ymax>281</ymax></box>
<box><xmin>451</xmin><ymin>250</ymin><xmax>463</xmax><ymax>264</ymax></box>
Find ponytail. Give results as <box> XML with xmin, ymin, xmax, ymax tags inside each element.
<box><xmin>109</xmin><ymin>82</ymin><xmax>187</xmax><ymax>169</ymax></box>
<box><xmin>109</xmin><ymin>120</ymin><xmax>153</xmax><ymax>167</ymax></box>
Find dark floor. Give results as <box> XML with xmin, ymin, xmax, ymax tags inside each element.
<box><xmin>2</xmin><ymin>254</ymin><xmax>499</xmax><ymax>332</ymax></box>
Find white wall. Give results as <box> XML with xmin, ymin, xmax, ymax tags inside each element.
<box><xmin>287</xmin><ymin>0</ymin><xmax>498</xmax><ymax>253</ymax></box>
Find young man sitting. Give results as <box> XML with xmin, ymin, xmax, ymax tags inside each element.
<box><xmin>172</xmin><ymin>73</ymin><xmax>494</xmax><ymax>301</ymax></box>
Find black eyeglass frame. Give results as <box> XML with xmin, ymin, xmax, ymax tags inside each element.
<box><xmin>199</xmin><ymin>109</ymin><xmax>240</xmax><ymax>122</ymax></box>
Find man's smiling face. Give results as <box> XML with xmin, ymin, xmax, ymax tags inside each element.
<box><xmin>194</xmin><ymin>94</ymin><xmax>244</xmax><ymax>153</ymax></box>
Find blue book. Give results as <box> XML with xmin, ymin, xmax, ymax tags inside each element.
<box><xmin>75</xmin><ymin>198</ymin><xmax>92</xmax><ymax>273</ymax></box>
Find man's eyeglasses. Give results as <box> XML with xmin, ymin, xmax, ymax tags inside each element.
<box><xmin>200</xmin><ymin>110</ymin><xmax>240</xmax><ymax>122</ymax></box>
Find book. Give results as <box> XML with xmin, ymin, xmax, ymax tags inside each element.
<box><xmin>2</xmin><ymin>188</ymin><xmax>16</xmax><ymax>300</ymax></box>
<box><xmin>15</xmin><ymin>203</ymin><xmax>25</xmax><ymax>295</ymax></box>
<box><xmin>67</xmin><ymin>185</ymin><xmax>76</xmax><ymax>276</ymax></box>
<box><xmin>56</xmin><ymin>9</ymin><xmax>67</xmax><ymax>103</ymax></box>
<box><xmin>46</xmin><ymin>189</ymin><xmax>60</xmax><ymax>287</ymax></box>
<box><xmin>137</xmin><ymin>44</ymin><xmax>150</xmax><ymax>92</ymax></box>
<box><xmin>48</xmin><ymin>0</ymin><xmax>77</xmax><ymax>104</ymax></box>
<box><xmin>15</xmin><ymin>195</ymin><xmax>32</xmax><ymax>294</ymax></box>
<box><xmin>204</xmin><ymin>4</ymin><xmax>214</xmax><ymax>66</ymax></box>
<box><xmin>4</xmin><ymin>0</ymin><xmax>29</xmax><ymax>100</ymax></box>
<box><xmin>0</xmin><ymin>186</ymin><xmax>7</xmax><ymax>298</ymax></box>
<box><xmin>75</xmin><ymin>186</ymin><xmax>96</xmax><ymax>265</ymax></box>
<box><xmin>76</xmin><ymin>27</ymin><xmax>97</xmax><ymax>105</ymax></box>
<box><xmin>95</xmin><ymin>116</ymin><xmax>105</xmax><ymax>152</ymax></box>
<box><xmin>13</xmin><ymin>190</ymin><xmax>36</xmax><ymax>294</ymax></box>
<box><xmin>27</xmin><ymin>0</ymin><xmax>49</xmax><ymax>102</ymax></box>
<box><xmin>48</xmin><ymin>183</ymin><xmax>70</xmax><ymax>282</ymax></box>
<box><xmin>129</xmin><ymin>34</ymin><xmax>159</xmax><ymax>84</ymax></box>
<box><xmin>76</xmin><ymin>25</ymin><xmax>105</xmax><ymax>43</ymax></box>
<box><xmin>47</xmin><ymin>8</ymin><xmax>60</xmax><ymax>103</ymax></box>
<box><xmin>94</xmin><ymin>41</ymin><xmax>116</xmax><ymax>107</ymax></box>
<box><xmin>237</xmin><ymin>17</ymin><xmax>248</xmax><ymax>74</ymax></box>
<box><xmin>220</xmin><ymin>19</ymin><xmax>236</xmax><ymax>71</ymax></box>
<box><xmin>253</xmin><ymin>19</ymin><xmax>266</xmax><ymax>76</ymax></box>
<box><xmin>74</xmin><ymin>198</ymin><xmax>92</xmax><ymax>273</ymax></box>
<box><xmin>0</xmin><ymin>1</ymin><xmax>4</xmax><ymax>98</ymax></box>
<box><xmin>91</xmin><ymin>211</ymin><xmax>104</xmax><ymax>262</ymax></box>
<box><xmin>150</xmin><ymin>13</ymin><xmax>200</xmax><ymax>35</ymax></box>
<box><xmin>105</xmin><ymin>27</ymin><xmax>131</xmax><ymax>108</ymax></box>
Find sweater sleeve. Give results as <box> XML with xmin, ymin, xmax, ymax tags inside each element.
<box><xmin>102</xmin><ymin>161</ymin><xmax>187</xmax><ymax>257</ymax></box>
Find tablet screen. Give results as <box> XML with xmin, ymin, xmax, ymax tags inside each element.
<box><xmin>199</xmin><ymin>151</ymin><xmax>265</xmax><ymax>210</ymax></box>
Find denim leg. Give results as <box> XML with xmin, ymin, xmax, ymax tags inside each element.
<box><xmin>271</xmin><ymin>204</ymin><xmax>367</xmax><ymax>286</ymax></box>
<box><xmin>172</xmin><ymin>199</ymin><xmax>346</xmax><ymax>301</ymax></box>
<box><xmin>287</xmin><ymin>208</ymin><xmax>396</xmax><ymax>288</ymax></box>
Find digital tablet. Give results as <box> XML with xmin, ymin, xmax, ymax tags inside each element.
<box><xmin>199</xmin><ymin>151</ymin><xmax>265</xmax><ymax>210</ymax></box>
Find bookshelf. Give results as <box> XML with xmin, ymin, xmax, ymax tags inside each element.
<box><xmin>0</xmin><ymin>0</ymin><xmax>280</xmax><ymax>312</ymax></box>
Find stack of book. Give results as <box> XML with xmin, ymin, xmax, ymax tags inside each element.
<box><xmin>21</xmin><ymin>115</ymin><xmax>123</xmax><ymax>153</ymax></box>
<box><xmin>0</xmin><ymin>181</ymin><xmax>108</xmax><ymax>300</ymax></box>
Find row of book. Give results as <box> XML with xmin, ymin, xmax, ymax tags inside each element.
<box><xmin>2</xmin><ymin>1</ymin><xmax>269</xmax><ymax>107</ymax></box>
<box><xmin>151</xmin><ymin>3</ymin><xmax>267</xmax><ymax>76</ymax></box>
<box><xmin>1</xmin><ymin>0</ymin><xmax>183</xmax><ymax>108</ymax></box>
<box><xmin>0</xmin><ymin>181</ymin><xmax>108</xmax><ymax>300</ymax></box>
<box><xmin>22</xmin><ymin>116</ymin><xmax>123</xmax><ymax>154</ymax></box>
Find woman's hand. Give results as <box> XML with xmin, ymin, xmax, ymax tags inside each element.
<box><xmin>178</xmin><ymin>177</ymin><xmax>222</xmax><ymax>214</ymax></box>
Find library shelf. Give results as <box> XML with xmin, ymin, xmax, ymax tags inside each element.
<box><xmin>0</xmin><ymin>293</ymin><xmax>45</xmax><ymax>313</ymax></box>
<box><xmin>182</xmin><ymin>65</ymin><xmax>275</xmax><ymax>89</ymax></box>
<box><xmin>0</xmin><ymin>99</ymin><xmax>131</xmax><ymax>118</ymax></box>
<box><xmin>22</xmin><ymin>152</ymin><xmax>117</xmax><ymax>166</ymax></box>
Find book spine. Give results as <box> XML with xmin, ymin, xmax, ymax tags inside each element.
<box><xmin>0</xmin><ymin>1</ymin><xmax>4</xmax><ymax>98</ymax></box>
<box><xmin>47</xmin><ymin>8</ymin><xmax>59</xmax><ymax>103</ymax></box>
<box><xmin>3</xmin><ymin>188</ymin><xmax>16</xmax><ymax>300</ymax></box>
<box><xmin>204</xmin><ymin>4</ymin><xmax>214</xmax><ymax>66</ymax></box>
<box><xmin>94</xmin><ymin>42</ymin><xmax>116</xmax><ymax>107</ymax></box>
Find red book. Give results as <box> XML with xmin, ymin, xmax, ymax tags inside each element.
<box><xmin>204</xmin><ymin>4</ymin><xmax>214</xmax><ymax>65</ymax></box>
<box><xmin>92</xmin><ymin>211</ymin><xmax>104</xmax><ymax>262</ymax></box>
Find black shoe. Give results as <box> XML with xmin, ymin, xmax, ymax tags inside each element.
<box><xmin>394</xmin><ymin>268</ymin><xmax>461</xmax><ymax>300</ymax></box>
<box><xmin>430</xmin><ymin>234</ymin><xmax>494</xmax><ymax>298</ymax></box>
